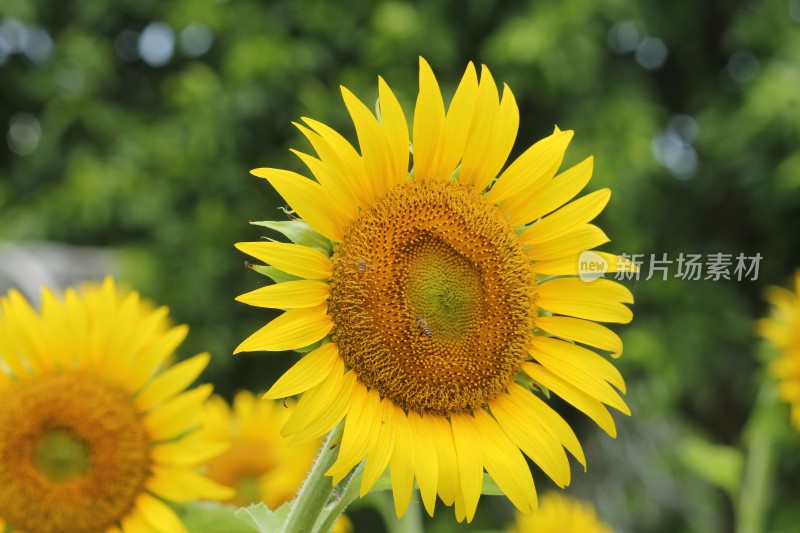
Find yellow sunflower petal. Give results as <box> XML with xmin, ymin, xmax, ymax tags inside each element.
<box><xmin>135</xmin><ymin>353</ymin><xmax>210</xmax><ymax>412</ymax></box>
<box><xmin>147</xmin><ymin>466</ymin><xmax>235</xmax><ymax>502</ymax></box>
<box><xmin>342</xmin><ymin>86</ymin><xmax>395</xmax><ymax>197</ymax></box>
<box><xmin>125</xmin><ymin>324</ymin><xmax>189</xmax><ymax>393</ymax></box>
<box><xmin>537</xmin><ymin>278</ymin><xmax>634</xmax><ymax>324</ymax></box>
<box><xmin>250</xmin><ymin>168</ymin><xmax>344</xmax><ymax>241</ymax></box>
<box><xmin>235</xmin><ymin>280</ymin><xmax>330</xmax><ymax>309</ymax></box>
<box><xmin>491</xmin><ymin>390</ymin><xmax>571</xmax><ymax>488</ymax></box>
<box><xmin>234</xmin><ymin>304</ymin><xmax>332</xmax><ymax>353</ymax></box>
<box><xmin>430</xmin><ymin>414</ymin><xmax>459</xmax><ymax>506</ymax></box>
<box><xmin>412</xmin><ymin>57</ymin><xmax>446</xmax><ymax>180</ymax></box>
<box><xmin>120</xmin><ymin>510</ymin><xmax>151</xmax><ymax>533</ymax></box>
<box><xmin>389</xmin><ymin>411</ymin><xmax>416</xmax><ymax>517</ymax></box>
<box><xmin>470</xmin><ymin>82</ymin><xmax>520</xmax><ymax>192</ymax></box>
<box><xmin>291</xmin><ymin>147</ymin><xmax>360</xmax><ymax>223</ymax></box>
<box><xmin>378</xmin><ymin>76</ymin><xmax>411</xmax><ymax>189</ymax></box>
<box><xmin>530</xmin><ymin>338</ymin><xmax>629</xmax><ymax>413</ymax></box>
<box><xmin>281</xmin><ymin>359</ymin><xmax>353</xmax><ymax>444</ymax></box>
<box><xmin>528</xmin><ymin>224</ymin><xmax>610</xmax><ymax>262</ymax></box>
<box><xmin>135</xmin><ymin>493</ymin><xmax>188</xmax><ymax>533</ymax></box>
<box><xmin>327</xmin><ymin>386</ymin><xmax>379</xmax><ymax>483</ymax></box>
<box><xmin>450</xmin><ymin>413</ymin><xmax>484</xmax><ymax>523</ymax></box>
<box><xmin>360</xmin><ymin>397</ymin><xmax>398</xmax><ymax>496</ymax></box>
<box><xmin>235</xmin><ymin>241</ymin><xmax>332</xmax><ymax>280</ymax></box>
<box><xmin>151</xmin><ymin>437</ymin><xmax>228</xmax><ymax>467</ymax></box>
<box><xmin>488</xmin><ymin>129</ymin><xmax>573</xmax><ymax>205</ymax></box>
<box><xmin>523</xmin><ymin>363</ymin><xmax>618</xmax><ymax>437</ymax></box>
<box><xmin>519</xmin><ymin>189</ymin><xmax>611</xmax><ymax>245</ymax></box>
<box><xmin>533</xmin><ymin>336</ymin><xmax>625</xmax><ymax>392</ymax></box>
<box><xmin>408</xmin><ymin>412</ymin><xmax>439</xmax><ymax>515</ymax></box>
<box><xmin>514</xmin><ymin>156</ymin><xmax>594</xmax><ymax>224</ymax></box>
<box><xmin>472</xmin><ymin>409</ymin><xmax>537</xmax><ymax>513</ymax></box>
<box><xmin>537</xmin><ymin>315</ymin><xmax>623</xmax><ymax>357</ymax></box>
<box><xmin>143</xmin><ymin>384</ymin><xmax>213</xmax><ymax>441</ymax></box>
<box><xmin>263</xmin><ymin>342</ymin><xmax>340</xmax><ymax>399</ymax></box>
<box><xmin>532</xmin><ymin>251</ymin><xmax>631</xmax><ymax>278</ymax></box>
<box><xmin>433</xmin><ymin>61</ymin><xmax>478</xmax><ymax>180</ymax></box>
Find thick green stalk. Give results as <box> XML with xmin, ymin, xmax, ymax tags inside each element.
<box><xmin>282</xmin><ymin>424</ymin><xmax>343</xmax><ymax>533</ymax></box>
<box><xmin>736</xmin><ymin>384</ymin><xmax>782</xmax><ymax>533</ymax></box>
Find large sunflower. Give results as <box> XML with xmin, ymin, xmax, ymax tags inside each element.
<box><xmin>758</xmin><ymin>270</ymin><xmax>800</xmax><ymax>429</ymax></box>
<box><xmin>0</xmin><ymin>279</ymin><xmax>233</xmax><ymax>533</ymax></box>
<box><xmin>508</xmin><ymin>492</ymin><xmax>614</xmax><ymax>533</ymax></box>
<box><xmin>235</xmin><ymin>58</ymin><xmax>633</xmax><ymax>522</ymax></box>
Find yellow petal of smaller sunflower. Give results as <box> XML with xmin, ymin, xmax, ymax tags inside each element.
<box><xmin>472</xmin><ymin>409</ymin><xmax>537</xmax><ymax>513</ymax></box>
<box><xmin>147</xmin><ymin>466</ymin><xmax>236</xmax><ymax>502</ymax></box>
<box><xmin>513</xmin><ymin>156</ymin><xmax>594</xmax><ymax>224</ymax></box>
<box><xmin>124</xmin><ymin>324</ymin><xmax>190</xmax><ymax>393</ymax></box>
<box><xmin>537</xmin><ymin>315</ymin><xmax>623</xmax><ymax>357</ymax></box>
<box><xmin>408</xmin><ymin>412</ymin><xmax>439</xmax><ymax>515</ymax></box>
<box><xmin>250</xmin><ymin>168</ymin><xmax>345</xmax><ymax>242</ymax></box>
<box><xmin>235</xmin><ymin>241</ymin><xmax>333</xmax><ymax>281</ymax></box>
<box><xmin>487</xmin><ymin>129</ymin><xmax>573</xmax><ymax>205</ymax></box>
<box><xmin>522</xmin><ymin>363</ymin><xmax>617</xmax><ymax>437</ymax></box>
<box><xmin>2</xmin><ymin>289</ymin><xmax>48</xmax><ymax>372</ymax></box>
<box><xmin>144</xmin><ymin>384</ymin><xmax>213</xmax><ymax>442</ymax></box>
<box><xmin>263</xmin><ymin>342</ymin><xmax>340</xmax><ymax>399</ymax></box>
<box><xmin>528</xmin><ymin>224</ymin><xmax>610</xmax><ymax>263</ymax></box>
<box><xmin>378</xmin><ymin>76</ymin><xmax>411</xmax><ymax>189</ymax></box>
<box><xmin>537</xmin><ymin>278</ymin><xmax>633</xmax><ymax>324</ymax></box>
<box><xmin>281</xmin><ymin>359</ymin><xmax>352</xmax><ymax>444</ymax></box>
<box><xmin>135</xmin><ymin>493</ymin><xmax>188</xmax><ymax>533</ymax></box>
<box><xmin>389</xmin><ymin>411</ymin><xmax>416</xmax><ymax>517</ymax></box>
<box><xmin>412</xmin><ymin>57</ymin><xmax>446</xmax><ymax>180</ymax></box>
<box><xmin>234</xmin><ymin>304</ymin><xmax>332</xmax><ymax>354</ymax></box>
<box><xmin>136</xmin><ymin>353</ymin><xmax>210</xmax><ymax>412</ymax></box>
<box><xmin>519</xmin><ymin>188</ymin><xmax>611</xmax><ymax>245</ymax></box>
<box><xmin>120</xmin><ymin>509</ymin><xmax>150</xmax><ymax>533</ymax></box>
<box><xmin>450</xmin><ymin>413</ymin><xmax>484</xmax><ymax>523</ymax></box>
<box><xmin>235</xmin><ymin>280</ymin><xmax>330</xmax><ymax>309</ymax></box>
<box><xmin>151</xmin><ymin>435</ymin><xmax>228</xmax><ymax>467</ymax></box>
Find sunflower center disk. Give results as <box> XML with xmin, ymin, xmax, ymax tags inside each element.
<box><xmin>330</xmin><ymin>179</ymin><xmax>536</xmax><ymax>416</ymax></box>
<box><xmin>0</xmin><ymin>371</ymin><xmax>151</xmax><ymax>533</ymax></box>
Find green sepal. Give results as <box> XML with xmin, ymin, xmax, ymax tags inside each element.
<box><xmin>172</xmin><ymin>501</ymin><xmax>255</xmax><ymax>533</ymax></box>
<box><xmin>251</xmin><ymin>219</ymin><xmax>333</xmax><ymax>255</ymax></box>
<box><xmin>515</xmin><ymin>371</ymin><xmax>550</xmax><ymax>399</ymax></box>
<box><xmin>244</xmin><ymin>262</ymin><xmax>302</xmax><ymax>284</ymax></box>
<box><xmin>294</xmin><ymin>336</ymin><xmax>328</xmax><ymax>354</ymax></box>
<box><xmin>235</xmin><ymin>501</ymin><xmax>293</xmax><ymax>533</ymax></box>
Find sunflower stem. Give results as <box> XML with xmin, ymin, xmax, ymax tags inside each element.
<box><xmin>282</xmin><ymin>424</ymin><xmax>343</xmax><ymax>533</ymax></box>
<box><xmin>312</xmin><ymin>462</ymin><xmax>364</xmax><ymax>533</ymax></box>
<box><xmin>735</xmin><ymin>383</ymin><xmax>782</xmax><ymax>533</ymax></box>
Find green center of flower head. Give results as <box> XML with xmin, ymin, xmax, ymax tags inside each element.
<box><xmin>329</xmin><ymin>179</ymin><xmax>536</xmax><ymax>416</ymax></box>
<box><xmin>405</xmin><ymin>238</ymin><xmax>483</xmax><ymax>341</ymax></box>
<box><xmin>33</xmin><ymin>428</ymin><xmax>90</xmax><ymax>482</ymax></box>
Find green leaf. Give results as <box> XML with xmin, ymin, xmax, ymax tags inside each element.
<box><xmin>172</xmin><ymin>501</ymin><xmax>255</xmax><ymax>533</ymax></box>
<box><xmin>244</xmin><ymin>262</ymin><xmax>303</xmax><ymax>284</ymax></box>
<box><xmin>251</xmin><ymin>219</ymin><xmax>333</xmax><ymax>255</ymax></box>
<box><xmin>676</xmin><ymin>435</ymin><xmax>744</xmax><ymax>496</ymax></box>
<box><xmin>235</xmin><ymin>502</ymin><xmax>293</xmax><ymax>533</ymax></box>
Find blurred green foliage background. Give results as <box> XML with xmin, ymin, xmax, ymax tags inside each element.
<box><xmin>2</xmin><ymin>0</ymin><xmax>800</xmax><ymax>531</ymax></box>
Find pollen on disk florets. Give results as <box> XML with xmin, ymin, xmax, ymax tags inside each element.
<box><xmin>0</xmin><ymin>371</ymin><xmax>150</xmax><ymax>533</ymax></box>
<box><xmin>329</xmin><ymin>179</ymin><xmax>536</xmax><ymax>416</ymax></box>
